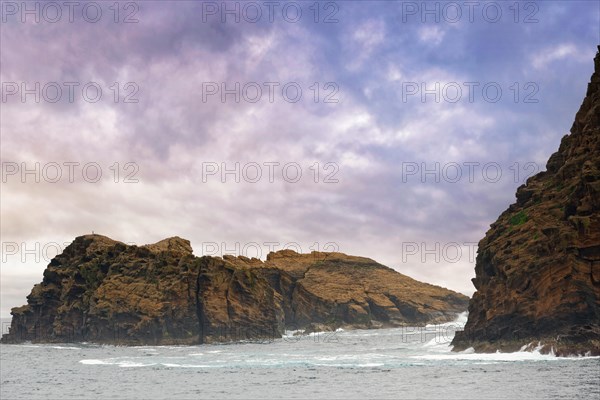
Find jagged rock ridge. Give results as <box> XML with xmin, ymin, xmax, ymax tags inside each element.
<box><xmin>452</xmin><ymin>47</ymin><xmax>600</xmax><ymax>356</ymax></box>
<box><xmin>2</xmin><ymin>235</ymin><xmax>468</xmax><ymax>345</ymax></box>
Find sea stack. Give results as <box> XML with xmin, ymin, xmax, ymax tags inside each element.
<box><xmin>452</xmin><ymin>47</ymin><xmax>600</xmax><ymax>356</ymax></box>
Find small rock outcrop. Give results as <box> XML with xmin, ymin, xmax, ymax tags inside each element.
<box><xmin>1</xmin><ymin>235</ymin><xmax>468</xmax><ymax>345</ymax></box>
<box><xmin>452</xmin><ymin>47</ymin><xmax>600</xmax><ymax>356</ymax></box>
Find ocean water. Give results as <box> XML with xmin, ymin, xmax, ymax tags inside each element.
<box><xmin>1</xmin><ymin>314</ymin><xmax>598</xmax><ymax>399</ymax></box>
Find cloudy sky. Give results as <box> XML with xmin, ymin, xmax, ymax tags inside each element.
<box><xmin>1</xmin><ymin>0</ymin><xmax>598</xmax><ymax>317</ymax></box>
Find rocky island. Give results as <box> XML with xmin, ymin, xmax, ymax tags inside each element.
<box><xmin>1</xmin><ymin>235</ymin><xmax>468</xmax><ymax>345</ymax></box>
<box><xmin>452</xmin><ymin>48</ymin><xmax>600</xmax><ymax>356</ymax></box>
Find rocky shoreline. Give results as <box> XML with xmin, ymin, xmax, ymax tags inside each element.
<box><xmin>1</xmin><ymin>235</ymin><xmax>468</xmax><ymax>345</ymax></box>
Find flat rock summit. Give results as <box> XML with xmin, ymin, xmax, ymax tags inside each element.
<box><xmin>452</xmin><ymin>47</ymin><xmax>600</xmax><ymax>356</ymax></box>
<box><xmin>2</xmin><ymin>235</ymin><xmax>468</xmax><ymax>345</ymax></box>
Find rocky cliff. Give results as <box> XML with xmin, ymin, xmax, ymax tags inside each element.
<box><xmin>2</xmin><ymin>235</ymin><xmax>468</xmax><ymax>345</ymax></box>
<box><xmin>1</xmin><ymin>235</ymin><xmax>284</xmax><ymax>345</ymax></box>
<box><xmin>237</xmin><ymin>250</ymin><xmax>468</xmax><ymax>330</ymax></box>
<box><xmin>452</xmin><ymin>47</ymin><xmax>600</xmax><ymax>356</ymax></box>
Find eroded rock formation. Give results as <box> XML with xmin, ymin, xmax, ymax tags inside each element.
<box><xmin>237</xmin><ymin>249</ymin><xmax>468</xmax><ymax>329</ymax></box>
<box><xmin>452</xmin><ymin>47</ymin><xmax>600</xmax><ymax>356</ymax></box>
<box><xmin>2</xmin><ymin>235</ymin><xmax>284</xmax><ymax>345</ymax></box>
<box><xmin>1</xmin><ymin>235</ymin><xmax>468</xmax><ymax>345</ymax></box>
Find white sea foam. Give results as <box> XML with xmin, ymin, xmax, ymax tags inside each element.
<box><xmin>161</xmin><ymin>363</ymin><xmax>213</xmax><ymax>368</ymax></box>
<box><xmin>411</xmin><ymin>348</ymin><xmax>599</xmax><ymax>362</ymax></box>
<box><xmin>118</xmin><ymin>361</ymin><xmax>156</xmax><ymax>367</ymax></box>
<box><xmin>80</xmin><ymin>359</ymin><xmax>109</xmax><ymax>365</ymax></box>
<box><xmin>425</xmin><ymin>311</ymin><xmax>469</xmax><ymax>329</ymax></box>
<box><xmin>423</xmin><ymin>337</ymin><xmax>445</xmax><ymax>348</ymax></box>
<box><xmin>79</xmin><ymin>358</ymin><xmax>156</xmax><ymax>367</ymax></box>
<box><xmin>136</xmin><ymin>347</ymin><xmax>159</xmax><ymax>352</ymax></box>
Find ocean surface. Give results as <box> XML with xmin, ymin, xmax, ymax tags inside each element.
<box><xmin>1</xmin><ymin>313</ymin><xmax>598</xmax><ymax>399</ymax></box>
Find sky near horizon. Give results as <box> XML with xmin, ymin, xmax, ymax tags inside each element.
<box><xmin>0</xmin><ymin>1</ymin><xmax>598</xmax><ymax>318</ymax></box>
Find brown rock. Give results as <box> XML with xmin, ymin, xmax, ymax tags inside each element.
<box><xmin>452</xmin><ymin>47</ymin><xmax>600</xmax><ymax>356</ymax></box>
<box><xmin>0</xmin><ymin>235</ymin><xmax>282</xmax><ymax>345</ymax></box>
<box><xmin>252</xmin><ymin>250</ymin><xmax>469</xmax><ymax>331</ymax></box>
<box><xmin>1</xmin><ymin>236</ymin><xmax>468</xmax><ymax>345</ymax></box>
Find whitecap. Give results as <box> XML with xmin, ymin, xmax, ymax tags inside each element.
<box><xmin>80</xmin><ymin>358</ymin><xmax>157</xmax><ymax>367</ymax></box>
<box><xmin>118</xmin><ymin>361</ymin><xmax>156</xmax><ymax>368</ymax></box>
<box><xmin>161</xmin><ymin>363</ymin><xmax>214</xmax><ymax>368</ymax></box>
<box><xmin>410</xmin><ymin>349</ymin><xmax>589</xmax><ymax>362</ymax></box>
<box><xmin>80</xmin><ymin>359</ymin><xmax>108</xmax><ymax>365</ymax></box>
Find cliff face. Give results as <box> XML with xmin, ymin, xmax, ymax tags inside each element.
<box><xmin>1</xmin><ymin>235</ymin><xmax>283</xmax><ymax>345</ymax></box>
<box><xmin>242</xmin><ymin>250</ymin><xmax>467</xmax><ymax>330</ymax></box>
<box><xmin>452</xmin><ymin>48</ymin><xmax>600</xmax><ymax>356</ymax></box>
<box><xmin>2</xmin><ymin>235</ymin><xmax>468</xmax><ymax>345</ymax></box>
